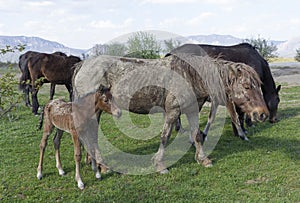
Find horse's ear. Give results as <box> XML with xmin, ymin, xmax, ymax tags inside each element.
<box><xmin>276</xmin><ymin>85</ymin><xmax>281</xmax><ymax>93</ymax></box>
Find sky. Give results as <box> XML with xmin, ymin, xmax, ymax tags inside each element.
<box><xmin>0</xmin><ymin>0</ymin><xmax>299</xmax><ymax>49</ymax></box>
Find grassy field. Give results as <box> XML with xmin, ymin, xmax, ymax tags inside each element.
<box><xmin>0</xmin><ymin>81</ymin><xmax>299</xmax><ymax>202</ymax></box>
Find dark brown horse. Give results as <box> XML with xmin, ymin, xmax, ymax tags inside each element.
<box><xmin>18</xmin><ymin>51</ymin><xmax>67</xmax><ymax>107</ymax></box>
<box><xmin>28</xmin><ymin>52</ymin><xmax>81</xmax><ymax>115</ymax></box>
<box><xmin>167</xmin><ymin>43</ymin><xmax>281</xmax><ymax>135</ymax></box>
<box><xmin>73</xmin><ymin>55</ymin><xmax>268</xmax><ymax>174</ymax></box>
<box><xmin>37</xmin><ymin>86</ymin><xmax>122</xmax><ymax>189</ymax></box>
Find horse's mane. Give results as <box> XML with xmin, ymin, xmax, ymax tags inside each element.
<box><xmin>170</xmin><ymin>54</ymin><xmax>227</xmax><ymax>104</ymax></box>
<box><xmin>169</xmin><ymin>54</ymin><xmax>261</xmax><ymax>104</ymax></box>
<box><xmin>218</xmin><ymin>60</ymin><xmax>262</xmax><ymax>86</ymax></box>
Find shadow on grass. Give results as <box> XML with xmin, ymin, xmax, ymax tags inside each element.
<box><xmin>100</xmin><ymin>105</ymin><xmax>300</xmax><ymax>173</ymax></box>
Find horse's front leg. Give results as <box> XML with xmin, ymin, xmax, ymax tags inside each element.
<box><xmin>186</xmin><ymin>112</ymin><xmax>212</xmax><ymax>167</ymax></box>
<box><xmin>152</xmin><ymin>110</ymin><xmax>179</xmax><ymax>174</ymax></box>
<box><xmin>31</xmin><ymin>86</ymin><xmax>40</xmax><ymax>115</ymax></box>
<box><xmin>226</xmin><ymin>101</ymin><xmax>249</xmax><ymax>141</ymax></box>
<box><xmin>53</xmin><ymin>129</ymin><xmax>65</xmax><ymax>176</ymax></box>
<box><xmin>50</xmin><ymin>83</ymin><xmax>56</xmax><ymax>100</ymax></box>
<box><xmin>65</xmin><ymin>83</ymin><xmax>73</xmax><ymax>101</ymax></box>
<box><xmin>24</xmin><ymin>85</ymin><xmax>31</xmax><ymax>107</ymax></box>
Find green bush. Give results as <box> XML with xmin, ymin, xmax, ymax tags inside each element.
<box><xmin>0</xmin><ymin>44</ymin><xmax>25</xmax><ymax>119</ymax></box>
<box><xmin>0</xmin><ymin>69</ymin><xmax>23</xmax><ymax>119</ymax></box>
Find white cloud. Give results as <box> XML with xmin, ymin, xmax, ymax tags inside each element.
<box><xmin>88</xmin><ymin>18</ymin><xmax>134</xmax><ymax>29</ymax></box>
<box><xmin>142</xmin><ymin>0</ymin><xmax>197</xmax><ymax>4</ymax></box>
<box><xmin>187</xmin><ymin>12</ymin><xmax>215</xmax><ymax>26</ymax></box>
<box><xmin>26</xmin><ymin>1</ymin><xmax>54</xmax><ymax>7</ymax></box>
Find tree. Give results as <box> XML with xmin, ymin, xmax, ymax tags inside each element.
<box><xmin>106</xmin><ymin>43</ymin><xmax>127</xmax><ymax>56</ymax></box>
<box><xmin>295</xmin><ymin>48</ymin><xmax>300</xmax><ymax>62</ymax></box>
<box><xmin>91</xmin><ymin>44</ymin><xmax>108</xmax><ymax>56</ymax></box>
<box><xmin>126</xmin><ymin>31</ymin><xmax>161</xmax><ymax>59</ymax></box>
<box><xmin>163</xmin><ymin>38</ymin><xmax>182</xmax><ymax>54</ymax></box>
<box><xmin>243</xmin><ymin>36</ymin><xmax>278</xmax><ymax>61</ymax></box>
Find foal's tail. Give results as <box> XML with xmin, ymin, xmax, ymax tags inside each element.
<box><xmin>38</xmin><ymin>107</ymin><xmax>45</xmax><ymax>130</ymax></box>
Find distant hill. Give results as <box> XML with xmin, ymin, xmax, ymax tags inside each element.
<box><xmin>186</xmin><ymin>34</ymin><xmax>242</xmax><ymax>45</ymax></box>
<box><xmin>0</xmin><ymin>34</ymin><xmax>298</xmax><ymax>62</ymax></box>
<box><xmin>0</xmin><ymin>36</ymin><xmax>86</xmax><ymax>63</ymax></box>
<box><xmin>276</xmin><ymin>37</ymin><xmax>300</xmax><ymax>58</ymax></box>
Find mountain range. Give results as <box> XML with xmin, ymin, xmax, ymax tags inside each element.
<box><xmin>0</xmin><ymin>34</ymin><xmax>298</xmax><ymax>63</ymax></box>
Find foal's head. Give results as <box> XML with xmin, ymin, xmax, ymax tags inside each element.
<box><xmin>229</xmin><ymin>63</ymin><xmax>269</xmax><ymax>122</ymax></box>
<box><xmin>95</xmin><ymin>85</ymin><xmax>122</xmax><ymax>118</ymax></box>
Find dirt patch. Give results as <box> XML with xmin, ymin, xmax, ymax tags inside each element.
<box><xmin>271</xmin><ymin>67</ymin><xmax>300</xmax><ymax>85</ymax></box>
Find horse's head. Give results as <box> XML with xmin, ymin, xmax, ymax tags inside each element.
<box><xmin>264</xmin><ymin>85</ymin><xmax>281</xmax><ymax>123</ymax></box>
<box><xmin>229</xmin><ymin>64</ymin><xmax>269</xmax><ymax>122</ymax></box>
<box><xmin>95</xmin><ymin>85</ymin><xmax>122</xmax><ymax>118</ymax></box>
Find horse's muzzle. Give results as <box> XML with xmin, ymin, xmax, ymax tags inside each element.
<box><xmin>113</xmin><ymin>110</ymin><xmax>122</xmax><ymax>119</ymax></box>
<box><xmin>252</xmin><ymin>112</ymin><xmax>268</xmax><ymax>122</ymax></box>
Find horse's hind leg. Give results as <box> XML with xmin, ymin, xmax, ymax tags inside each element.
<box><xmin>53</xmin><ymin>129</ymin><xmax>65</xmax><ymax>176</ymax></box>
<box><xmin>37</xmin><ymin>113</ymin><xmax>54</xmax><ymax>180</ymax></box>
<box><xmin>152</xmin><ymin>108</ymin><xmax>179</xmax><ymax>174</ymax></box>
<box><xmin>70</xmin><ymin>129</ymin><xmax>84</xmax><ymax>189</ymax></box>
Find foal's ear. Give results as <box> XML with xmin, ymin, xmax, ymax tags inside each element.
<box><xmin>98</xmin><ymin>84</ymin><xmax>105</xmax><ymax>94</ymax></box>
<box><xmin>276</xmin><ymin>85</ymin><xmax>281</xmax><ymax>93</ymax></box>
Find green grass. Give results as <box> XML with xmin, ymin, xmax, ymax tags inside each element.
<box><xmin>0</xmin><ymin>83</ymin><xmax>299</xmax><ymax>202</ymax></box>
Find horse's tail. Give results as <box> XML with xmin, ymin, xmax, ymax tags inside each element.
<box><xmin>38</xmin><ymin>106</ymin><xmax>45</xmax><ymax>130</ymax></box>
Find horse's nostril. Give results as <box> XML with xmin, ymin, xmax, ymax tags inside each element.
<box><xmin>260</xmin><ymin>113</ymin><xmax>266</xmax><ymax>121</ymax></box>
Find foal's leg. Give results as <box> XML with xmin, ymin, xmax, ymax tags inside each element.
<box><xmin>70</xmin><ymin>129</ymin><xmax>84</xmax><ymax>190</ymax></box>
<box><xmin>37</xmin><ymin>112</ymin><xmax>54</xmax><ymax>180</ymax></box>
<box><xmin>152</xmin><ymin>109</ymin><xmax>179</xmax><ymax>174</ymax></box>
<box><xmin>226</xmin><ymin>101</ymin><xmax>249</xmax><ymax>141</ymax></box>
<box><xmin>91</xmin><ymin>157</ymin><xmax>101</xmax><ymax>180</ymax></box>
<box><xmin>53</xmin><ymin>129</ymin><xmax>65</xmax><ymax>176</ymax></box>
<box><xmin>186</xmin><ymin>112</ymin><xmax>212</xmax><ymax>167</ymax></box>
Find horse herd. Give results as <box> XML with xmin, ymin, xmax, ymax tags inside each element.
<box><xmin>18</xmin><ymin>43</ymin><xmax>281</xmax><ymax>189</ymax></box>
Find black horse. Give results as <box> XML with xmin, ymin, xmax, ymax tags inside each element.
<box><xmin>167</xmin><ymin>43</ymin><xmax>281</xmax><ymax>136</ymax></box>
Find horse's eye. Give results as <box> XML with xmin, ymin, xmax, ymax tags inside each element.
<box><xmin>243</xmin><ymin>84</ymin><xmax>251</xmax><ymax>90</ymax></box>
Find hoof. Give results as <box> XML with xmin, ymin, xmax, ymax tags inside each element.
<box><xmin>159</xmin><ymin>169</ymin><xmax>169</xmax><ymax>174</ymax></box>
<box><xmin>95</xmin><ymin>172</ymin><xmax>101</xmax><ymax>180</ymax></box>
<box><xmin>58</xmin><ymin>169</ymin><xmax>65</xmax><ymax>176</ymax></box>
<box><xmin>78</xmin><ymin>182</ymin><xmax>85</xmax><ymax>190</ymax></box>
<box><xmin>198</xmin><ymin>157</ymin><xmax>213</xmax><ymax>167</ymax></box>
<box><xmin>37</xmin><ymin>173</ymin><xmax>42</xmax><ymax>180</ymax></box>
<box><xmin>240</xmin><ymin>136</ymin><xmax>249</xmax><ymax>141</ymax></box>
